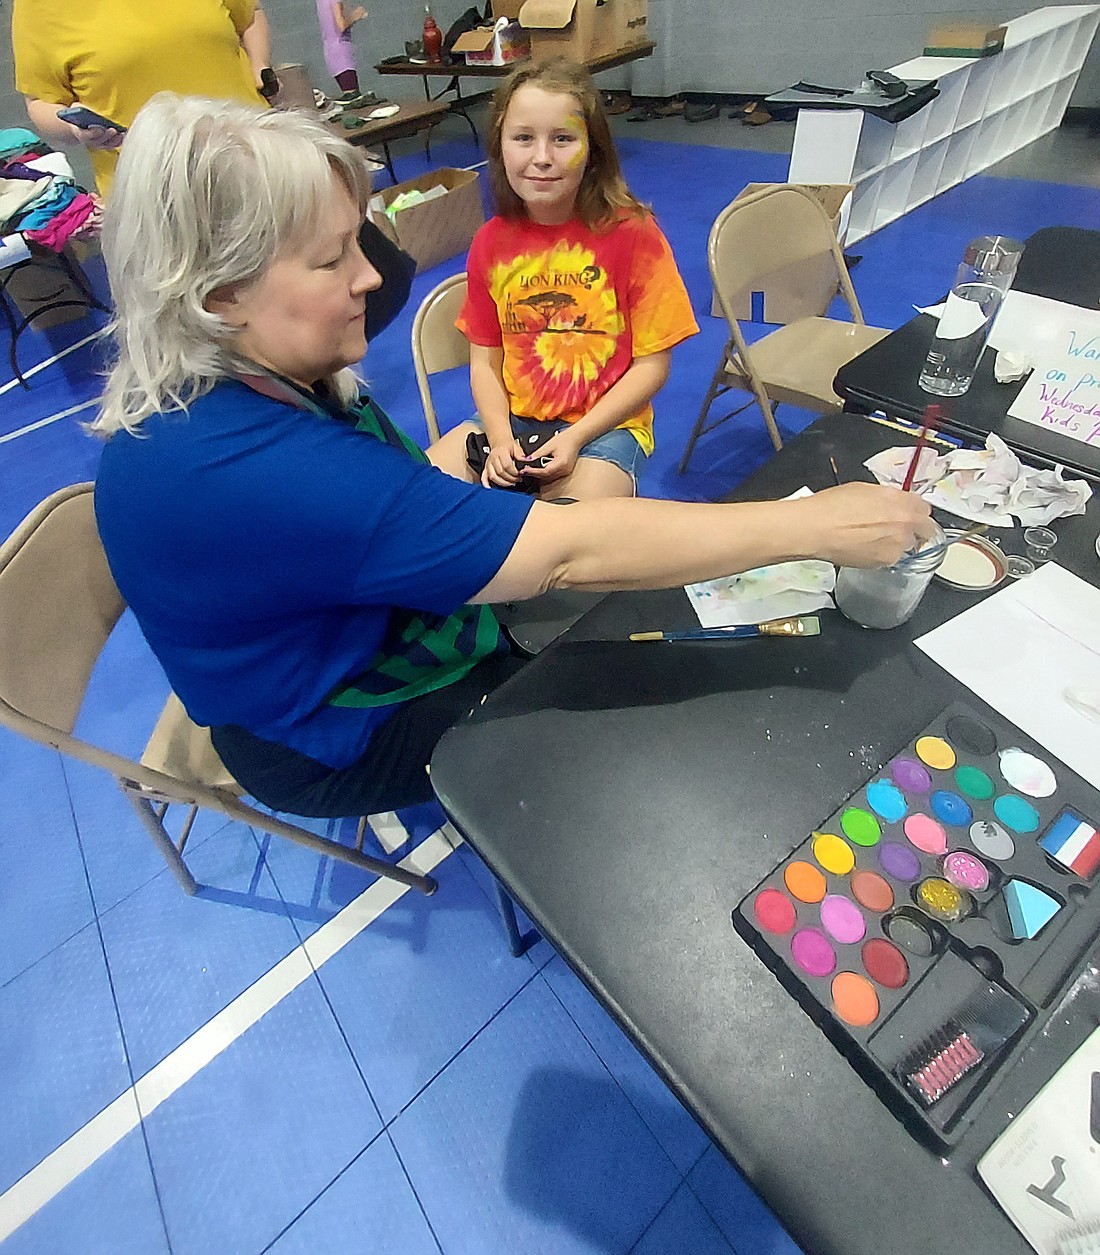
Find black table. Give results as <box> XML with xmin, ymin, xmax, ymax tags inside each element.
<box><xmin>836</xmin><ymin>226</ymin><xmax>1100</xmax><ymax>480</ymax></box>
<box><xmin>431</xmin><ymin>411</ymin><xmax>1100</xmax><ymax>1255</ymax></box>
<box><xmin>336</xmin><ymin>99</ymin><xmax>451</xmax><ymax>183</ymax></box>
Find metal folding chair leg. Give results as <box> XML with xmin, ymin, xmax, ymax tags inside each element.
<box><xmin>679</xmin><ymin>349</ymin><xmax>755</xmax><ymax>474</ymax></box>
<box><xmin>492</xmin><ymin>877</ymin><xmax>540</xmax><ymax>957</ymax></box>
<box><xmin>120</xmin><ymin>780</ymin><xmax>438</xmax><ymax>895</ymax></box>
<box><xmin>123</xmin><ymin>788</ymin><xmax>199</xmax><ymax>895</ymax></box>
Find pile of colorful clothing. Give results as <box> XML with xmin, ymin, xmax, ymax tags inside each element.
<box><xmin>0</xmin><ymin>127</ymin><xmax>103</xmax><ymax>260</ymax></box>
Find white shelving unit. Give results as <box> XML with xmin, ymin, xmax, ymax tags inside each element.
<box><xmin>788</xmin><ymin>5</ymin><xmax>1100</xmax><ymax>243</ymax></box>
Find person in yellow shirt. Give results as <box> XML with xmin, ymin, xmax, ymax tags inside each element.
<box><xmin>12</xmin><ymin>0</ymin><xmax>270</xmax><ymax>193</ymax></box>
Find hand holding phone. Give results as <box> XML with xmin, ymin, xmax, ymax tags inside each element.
<box><xmin>56</xmin><ymin>105</ymin><xmax>125</xmax><ymax>148</ymax></box>
<box><xmin>514</xmin><ymin>429</ymin><xmax>553</xmax><ymax>469</ymax></box>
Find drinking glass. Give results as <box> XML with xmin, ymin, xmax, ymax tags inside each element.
<box><xmin>919</xmin><ymin>235</ymin><xmax>1024</xmax><ymax>397</ymax></box>
<box><xmin>835</xmin><ymin>524</ymin><xmax>947</xmax><ymax>629</ymax></box>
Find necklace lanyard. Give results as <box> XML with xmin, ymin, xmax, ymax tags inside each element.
<box><xmin>234</xmin><ymin>367</ymin><xmax>419</xmax><ymax>460</ymax></box>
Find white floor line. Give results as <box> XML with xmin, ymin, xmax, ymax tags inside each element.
<box><xmin>0</xmin><ymin>825</ymin><xmax>461</xmax><ymax>1241</ymax></box>
<box><xmin>0</xmin><ymin>329</ymin><xmax>107</xmax><ymax>398</ymax></box>
<box><xmin>0</xmin><ymin>397</ymin><xmax>99</xmax><ymax>445</ymax></box>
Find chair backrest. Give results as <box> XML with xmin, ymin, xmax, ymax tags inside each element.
<box><xmin>0</xmin><ymin>482</ymin><xmax>246</xmax><ymax>807</ymax></box>
<box><xmin>411</xmin><ymin>272</ymin><xmax>470</xmax><ymax>443</ymax></box>
<box><xmin>0</xmin><ymin>483</ymin><xmax>125</xmax><ymax>734</ymax></box>
<box><xmin>709</xmin><ymin>184</ymin><xmax>865</xmax><ymax>331</ymax></box>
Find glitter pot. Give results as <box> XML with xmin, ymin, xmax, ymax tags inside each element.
<box><xmin>916</xmin><ymin>876</ymin><xmax>972</xmax><ymax>922</ymax></box>
<box><xmin>943</xmin><ymin>849</ymin><xmax>990</xmax><ymax>892</ymax></box>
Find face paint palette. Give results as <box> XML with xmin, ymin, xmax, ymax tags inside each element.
<box><xmin>733</xmin><ymin>702</ymin><xmax>1100</xmax><ymax>1148</ymax></box>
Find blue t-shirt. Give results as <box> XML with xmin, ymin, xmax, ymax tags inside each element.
<box><xmin>94</xmin><ymin>379</ymin><xmax>533</xmax><ymax>768</ymax></box>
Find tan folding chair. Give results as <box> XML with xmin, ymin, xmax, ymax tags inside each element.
<box><xmin>411</xmin><ymin>272</ymin><xmax>469</xmax><ymax>442</ymax></box>
<box><xmin>680</xmin><ymin>184</ymin><xmax>890</xmax><ymax>471</ymax></box>
<box><xmin>0</xmin><ymin>484</ymin><xmax>437</xmax><ymax>897</ymax></box>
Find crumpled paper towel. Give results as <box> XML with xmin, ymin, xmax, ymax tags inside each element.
<box><xmin>864</xmin><ymin>433</ymin><xmax>1092</xmax><ymax>527</ymax></box>
<box><xmin>993</xmin><ymin>349</ymin><xmax>1033</xmax><ymax>384</ymax></box>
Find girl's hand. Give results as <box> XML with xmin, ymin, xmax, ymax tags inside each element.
<box><xmin>482</xmin><ymin>439</ymin><xmax>525</xmax><ymax>489</ymax></box>
<box><xmin>517</xmin><ymin>429</ymin><xmax>581</xmax><ymax>484</ymax></box>
<box><xmin>72</xmin><ymin>123</ymin><xmax>125</xmax><ymax>151</ymax></box>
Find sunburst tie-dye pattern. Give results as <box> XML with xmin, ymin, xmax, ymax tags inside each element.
<box><xmin>458</xmin><ymin>214</ymin><xmax>697</xmax><ymax>455</ymax></box>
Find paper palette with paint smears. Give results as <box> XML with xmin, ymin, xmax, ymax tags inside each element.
<box><xmin>732</xmin><ymin>700</ymin><xmax>1100</xmax><ymax>1149</ymax></box>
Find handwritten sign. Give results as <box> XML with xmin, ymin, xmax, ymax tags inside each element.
<box><xmin>1008</xmin><ymin>306</ymin><xmax>1100</xmax><ymax>446</ymax></box>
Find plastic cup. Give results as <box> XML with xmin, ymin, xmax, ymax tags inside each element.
<box><xmin>1024</xmin><ymin>527</ymin><xmax>1057</xmax><ymax>562</ymax></box>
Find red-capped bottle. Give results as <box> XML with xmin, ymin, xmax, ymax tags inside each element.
<box><xmin>422</xmin><ymin>7</ymin><xmax>443</xmax><ymax>62</ymax></box>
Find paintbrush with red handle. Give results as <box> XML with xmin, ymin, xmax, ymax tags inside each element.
<box><xmin>900</xmin><ymin>402</ymin><xmax>945</xmax><ymax>492</ymax></box>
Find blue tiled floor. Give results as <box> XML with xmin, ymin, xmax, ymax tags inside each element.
<box><xmin>1</xmin><ymin>125</ymin><xmax>1096</xmax><ymax>1253</ymax></box>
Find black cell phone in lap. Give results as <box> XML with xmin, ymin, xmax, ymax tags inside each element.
<box><xmin>465</xmin><ymin>428</ymin><xmax>552</xmax><ymax>493</ymax></box>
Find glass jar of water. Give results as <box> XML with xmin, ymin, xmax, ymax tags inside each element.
<box><xmin>834</xmin><ymin>523</ymin><xmax>947</xmax><ymax>629</ymax></box>
<box><xmin>919</xmin><ymin>236</ymin><xmax>1024</xmax><ymax>397</ymax></box>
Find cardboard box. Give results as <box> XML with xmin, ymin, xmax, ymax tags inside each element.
<box><xmin>371</xmin><ymin>168</ymin><xmax>485</xmax><ymax>274</ymax></box>
<box><xmin>518</xmin><ymin>0</ymin><xmax>616</xmax><ymax>61</ymax></box>
<box><xmin>924</xmin><ymin>21</ymin><xmax>1006</xmax><ymax>57</ymax></box>
<box><xmin>710</xmin><ymin>183</ymin><xmax>854</xmax><ymax>325</ymax></box>
<box><xmin>452</xmin><ymin>16</ymin><xmax>531</xmax><ymax>66</ymax></box>
<box><xmin>613</xmin><ymin>0</ymin><xmax>648</xmax><ymax>49</ymax></box>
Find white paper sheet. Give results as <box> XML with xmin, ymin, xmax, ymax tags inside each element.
<box><xmin>1008</xmin><ymin>307</ymin><xmax>1100</xmax><ymax>446</ymax></box>
<box><xmin>917</xmin><ymin>290</ymin><xmax>1084</xmax><ymax>358</ymax></box>
<box><xmin>978</xmin><ymin>1025</ymin><xmax>1100</xmax><ymax>1255</ymax></box>
<box><xmin>684</xmin><ymin>487</ymin><xmax>836</xmax><ymax>627</ymax></box>
<box><xmin>916</xmin><ymin>563</ymin><xmax>1100</xmax><ymax>790</ymax></box>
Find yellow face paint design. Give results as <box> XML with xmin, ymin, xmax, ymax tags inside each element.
<box><xmin>562</xmin><ymin>112</ymin><xmax>589</xmax><ymax>170</ymax></box>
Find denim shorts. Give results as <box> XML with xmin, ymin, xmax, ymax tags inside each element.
<box><xmin>475</xmin><ymin>415</ymin><xmax>646</xmax><ymax>485</ymax></box>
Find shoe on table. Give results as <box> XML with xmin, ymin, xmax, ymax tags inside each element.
<box><xmin>337</xmin><ymin>90</ymin><xmax>380</xmax><ymax>110</ymax></box>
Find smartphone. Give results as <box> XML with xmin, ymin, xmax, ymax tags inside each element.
<box><xmin>57</xmin><ymin>105</ymin><xmax>126</xmax><ymax>133</ymax></box>
<box><xmin>515</xmin><ymin>428</ymin><xmax>553</xmax><ymax>468</ymax></box>
<box><xmin>465</xmin><ymin>430</ymin><xmax>545</xmax><ymax>494</ymax></box>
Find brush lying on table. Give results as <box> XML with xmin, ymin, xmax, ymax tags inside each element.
<box><xmin>629</xmin><ymin>616</ymin><xmax>821</xmax><ymax>642</ymax></box>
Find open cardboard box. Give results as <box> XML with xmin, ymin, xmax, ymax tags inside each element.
<box><xmin>711</xmin><ymin>183</ymin><xmax>855</xmax><ymax>325</ymax></box>
<box><xmin>452</xmin><ymin>16</ymin><xmax>531</xmax><ymax>66</ymax></box>
<box><xmin>370</xmin><ymin>168</ymin><xmax>485</xmax><ymax>274</ymax></box>
<box><xmin>488</xmin><ymin>0</ymin><xmax>646</xmax><ymax>62</ymax></box>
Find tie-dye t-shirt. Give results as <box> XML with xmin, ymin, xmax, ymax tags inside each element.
<box><xmin>457</xmin><ymin>212</ymin><xmax>698</xmax><ymax>455</ymax></box>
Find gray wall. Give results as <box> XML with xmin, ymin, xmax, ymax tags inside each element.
<box><xmin>3</xmin><ymin>0</ymin><xmax>1097</xmax><ymax>168</ymax></box>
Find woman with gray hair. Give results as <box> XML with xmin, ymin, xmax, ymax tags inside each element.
<box><xmin>93</xmin><ymin>93</ymin><xmax>932</xmax><ymax>818</ymax></box>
